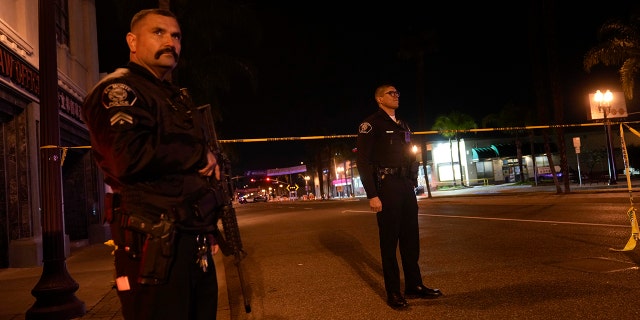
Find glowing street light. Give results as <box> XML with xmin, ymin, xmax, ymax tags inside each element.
<box><xmin>593</xmin><ymin>89</ymin><xmax>617</xmax><ymax>185</ymax></box>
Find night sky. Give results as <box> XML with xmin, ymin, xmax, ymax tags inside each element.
<box><xmin>95</xmin><ymin>1</ymin><xmax>639</xmax><ymax>174</ymax></box>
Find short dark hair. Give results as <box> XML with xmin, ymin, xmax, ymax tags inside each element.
<box><xmin>375</xmin><ymin>84</ymin><xmax>395</xmax><ymax>98</ymax></box>
<box><xmin>130</xmin><ymin>8</ymin><xmax>178</xmax><ymax>31</ymax></box>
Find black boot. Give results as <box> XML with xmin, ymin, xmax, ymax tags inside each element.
<box><xmin>386</xmin><ymin>291</ymin><xmax>408</xmax><ymax>309</ymax></box>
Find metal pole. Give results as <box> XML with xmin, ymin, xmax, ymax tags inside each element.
<box><xmin>27</xmin><ymin>0</ymin><xmax>85</xmax><ymax>318</ymax></box>
<box><xmin>421</xmin><ymin>137</ymin><xmax>432</xmax><ymax>198</ymax></box>
<box><xmin>604</xmin><ymin>112</ymin><xmax>617</xmax><ymax>185</ymax></box>
<box><xmin>576</xmin><ymin>153</ymin><xmax>582</xmax><ymax>186</ymax></box>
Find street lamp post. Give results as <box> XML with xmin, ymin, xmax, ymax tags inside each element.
<box><xmin>304</xmin><ymin>175</ymin><xmax>310</xmax><ymax>195</ymax></box>
<box><xmin>594</xmin><ymin>89</ymin><xmax>617</xmax><ymax>185</ymax></box>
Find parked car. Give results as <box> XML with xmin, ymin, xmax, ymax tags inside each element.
<box><xmin>253</xmin><ymin>194</ymin><xmax>268</xmax><ymax>202</ymax></box>
<box><xmin>238</xmin><ymin>196</ymin><xmax>248</xmax><ymax>204</ymax></box>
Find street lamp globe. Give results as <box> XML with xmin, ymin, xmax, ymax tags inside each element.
<box><xmin>594</xmin><ymin>89</ymin><xmax>613</xmax><ymax>108</ymax></box>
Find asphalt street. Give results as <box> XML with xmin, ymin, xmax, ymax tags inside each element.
<box><xmin>2</xmin><ymin>181</ymin><xmax>640</xmax><ymax>319</ymax></box>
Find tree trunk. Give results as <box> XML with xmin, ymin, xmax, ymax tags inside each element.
<box><xmin>516</xmin><ymin>136</ymin><xmax>526</xmax><ymax>182</ymax></box>
<box><xmin>543</xmin><ymin>129</ymin><xmax>562</xmax><ymax>194</ymax></box>
<box><xmin>449</xmin><ymin>138</ymin><xmax>457</xmax><ymax>187</ymax></box>
<box><xmin>529</xmin><ymin>130</ymin><xmax>538</xmax><ymax>186</ymax></box>
<box><xmin>456</xmin><ymin>134</ymin><xmax>465</xmax><ymax>186</ymax></box>
<box><xmin>529</xmin><ymin>0</ymin><xmax>562</xmax><ymax>194</ymax></box>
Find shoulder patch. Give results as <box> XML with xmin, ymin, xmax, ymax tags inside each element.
<box><xmin>101</xmin><ymin>83</ymin><xmax>137</xmax><ymax>108</ymax></box>
<box><xmin>359</xmin><ymin>122</ymin><xmax>372</xmax><ymax>134</ymax></box>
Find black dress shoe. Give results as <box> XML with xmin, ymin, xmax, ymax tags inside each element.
<box><xmin>386</xmin><ymin>292</ymin><xmax>408</xmax><ymax>309</ymax></box>
<box><xmin>404</xmin><ymin>284</ymin><xmax>443</xmax><ymax>299</ymax></box>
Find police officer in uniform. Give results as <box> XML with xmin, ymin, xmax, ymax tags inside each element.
<box><xmin>356</xmin><ymin>84</ymin><xmax>442</xmax><ymax>309</ymax></box>
<box><xmin>82</xmin><ymin>9</ymin><xmax>221</xmax><ymax>320</ymax></box>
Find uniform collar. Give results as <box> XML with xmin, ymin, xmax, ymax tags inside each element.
<box><xmin>377</xmin><ymin>108</ymin><xmax>404</xmax><ymax>127</ymax></box>
<box><xmin>127</xmin><ymin>62</ymin><xmax>172</xmax><ymax>86</ymax></box>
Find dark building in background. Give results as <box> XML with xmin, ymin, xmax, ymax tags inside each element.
<box><xmin>0</xmin><ymin>0</ymin><xmax>105</xmax><ymax>267</ymax></box>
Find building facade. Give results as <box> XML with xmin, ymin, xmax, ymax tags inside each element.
<box><xmin>0</xmin><ymin>0</ymin><xmax>104</xmax><ymax>268</ymax></box>
<box><xmin>348</xmin><ymin>125</ymin><xmax>640</xmax><ymax>196</ymax></box>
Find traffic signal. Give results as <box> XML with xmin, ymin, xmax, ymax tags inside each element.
<box><xmin>266</xmin><ymin>177</ymin><xmax>271</xmax><ymax>182</ymax></box>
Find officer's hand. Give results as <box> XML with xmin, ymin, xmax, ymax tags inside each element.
<box><xmin>199</xmin><ymin>151</ymin><xmax>221</xmax><ymax>180</ymax></box>
<box><xmin>211</xmin><ymin>244</ymin><xmax>220</xmax><ymax>255</ymax></box>
<box><xmin>369</xmin><ymin>196</ymin><xmax>382</xmax><ymax>212</ymax></box>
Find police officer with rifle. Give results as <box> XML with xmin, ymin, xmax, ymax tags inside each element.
<box><xmin>82</xmin><ymin>8</ymin><xmax>249</xmax><ymax>319</ymax></box>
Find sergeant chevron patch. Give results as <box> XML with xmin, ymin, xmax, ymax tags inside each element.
<box><xmin>110</xmin><ymin>111</ymin><xmax>134</xmax><ymax>127</ymax></box>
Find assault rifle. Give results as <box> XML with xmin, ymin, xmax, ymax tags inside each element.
<box><xmin>197</xmin><ymin>104</ymin><xmax>251</xmax><ymax>313</ymax></box>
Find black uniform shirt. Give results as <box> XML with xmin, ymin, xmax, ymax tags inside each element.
<box><xmin>356</xmin><ymin>108</ymin><xmax>414</xmax><ymax>199</ymax></box>
<box><xmin>81</xmin><ymin>62</ymin><xmax>208</xmax><ymax>198</ymax></box>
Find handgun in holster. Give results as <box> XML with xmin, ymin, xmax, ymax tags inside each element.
<box><xmin>121</xmin><ymin>212</ymin><xmax>176</xmax><ymax>285</ymax></box>
<box><xmin>110</xmin><ymin>204</ymin><xmax>145</xmax><ymax>260</ymax></box>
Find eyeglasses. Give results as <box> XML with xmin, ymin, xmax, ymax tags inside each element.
<box><xmin>385</xmin><ymin>91</ymin><xmax>400</xmax><ymax>98</ymax></box>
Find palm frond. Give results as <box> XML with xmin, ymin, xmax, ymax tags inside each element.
<box><xmin>584</xmin><ymin>13</ymin><xmax>640</xmax><ymax>100</ymax></box>
<box><xmin>620</xmin><ymin>57</ymin><xmax>640</xmax><ymax>99</ymax></box>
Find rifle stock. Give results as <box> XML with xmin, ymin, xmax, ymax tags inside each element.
<box><xmin>197</xmin><ymin>104</ymin><xmax>251</xmax><ymax>313</ymax></box>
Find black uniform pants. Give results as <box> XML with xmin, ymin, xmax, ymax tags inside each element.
<box><xmin>114</xmin><ymin>232</ymin><xmax>218</xmax><ymax>320</ymax></box>
<box><xmin>376</xmin><ymin>174</ymin><xmax>422</xmax><ymax>294</ymax></box>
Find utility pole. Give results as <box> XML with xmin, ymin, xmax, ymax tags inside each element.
<box><xmin>27</xmin><ymin>0</ymin><xmax>85</xmax><ymax>318</ymax></box>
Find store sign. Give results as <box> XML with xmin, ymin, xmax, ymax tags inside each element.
<box><xmin>0</xmin><ymin>43</ymin><xmax>39</xmax><ymax>96</ymax></box>
<box><xmin>0</xmin><ymin>42</ymin><xmax>82</xmax><ymax>121</ymax></box>
<box><xmin>58</xmin><ymin>89</ymin><xmax>83</xmax><ymax>121</ymax></box>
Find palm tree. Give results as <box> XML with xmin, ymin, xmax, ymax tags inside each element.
<box><xmin>584</xmin><ymin>13</ymin><xmax>640</xmax><ymax>100</ymax></box>
<box><xmin>397</xmin><ymin>28</ymin><xmax>438</xmax><ymax>197</ymax></box>
<box><xmin>528</xmin><ymin>0</ymin><xmax>566</xmax><ymax>194</ymax></box>
<box><xmin>432</xmin><ymin>111</ymin><xmax>477</xmax><ymax>187</ymax></box>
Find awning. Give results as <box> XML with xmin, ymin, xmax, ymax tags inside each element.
<box><xmin>472</xmin><ymin>147</ymin><xmax>498</xmax><ymax>160</ymax></box>
<box><xmin>472</xmin><ymin>142</ymin><xmax>558</xmax><ymax>160</ymax></box>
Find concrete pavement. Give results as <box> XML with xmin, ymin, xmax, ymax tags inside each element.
<box><xmin>0</xmin><ymin>180</ymin><xmax>635</xmax><ymax>320</ymax></box>
<box><xmin>0</xmin><ymin>240</ymin><xmax>229</xmax><ymax>320</ymax></box>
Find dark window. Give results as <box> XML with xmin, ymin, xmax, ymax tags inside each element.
<box><xmin>55</xmin><ymin>0</ymin><xmax>69</xmax><ymax>46</ymax></box>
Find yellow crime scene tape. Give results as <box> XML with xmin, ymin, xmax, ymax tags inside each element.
<box><xmin>38</xmin><ymin>120</ymin><xmax>640</xmax><ymax>251</ymax></box>
<box><xmin>611</xmin><ymin>123</ymin><xmax>640</xmax><ymax>251</ymax></box>
<box><xmin>215</xmin><ymin>120</ymin><xmax>640</xmax><ymax>143</ymax></box>
<box><xmin>40</xmin><ymin>145</ymin><xmax>92</xmax><ymax>167</ymax></box>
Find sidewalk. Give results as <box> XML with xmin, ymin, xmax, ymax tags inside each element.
<box><xmin>0</xmin><ymin>242</ymin><xmax>229</xmax><ymax>320</ymax></box>
<box><xmin>0</xmin><ymin>180</ymin><xmax>636</xmax><ymax>320</ymax></box>
<box><xmin>421</xmin><ymin>180</ymin><xmax>640</xmax><ymax>197</ymax></box>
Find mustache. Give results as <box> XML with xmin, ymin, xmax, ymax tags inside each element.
<box><xmin>154</xmin><ymin>47</ymin><xmax>178</xmax><ymax>60</ymax></box>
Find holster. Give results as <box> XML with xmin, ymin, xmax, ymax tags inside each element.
<box><xmin>120</xmin><ymin>212</ymin><xmax>176</xmax><ymax>285</ymax></box>
<box><xmin>111</xmin><ymin>207</ymin><xmax>144</xmax><ymax>260</ymax></box>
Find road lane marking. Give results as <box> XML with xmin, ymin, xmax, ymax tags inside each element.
<box><xmin>422</xmin><ymin>213</ymin><xmax>628</xmax><ymax>228</ymax></box>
